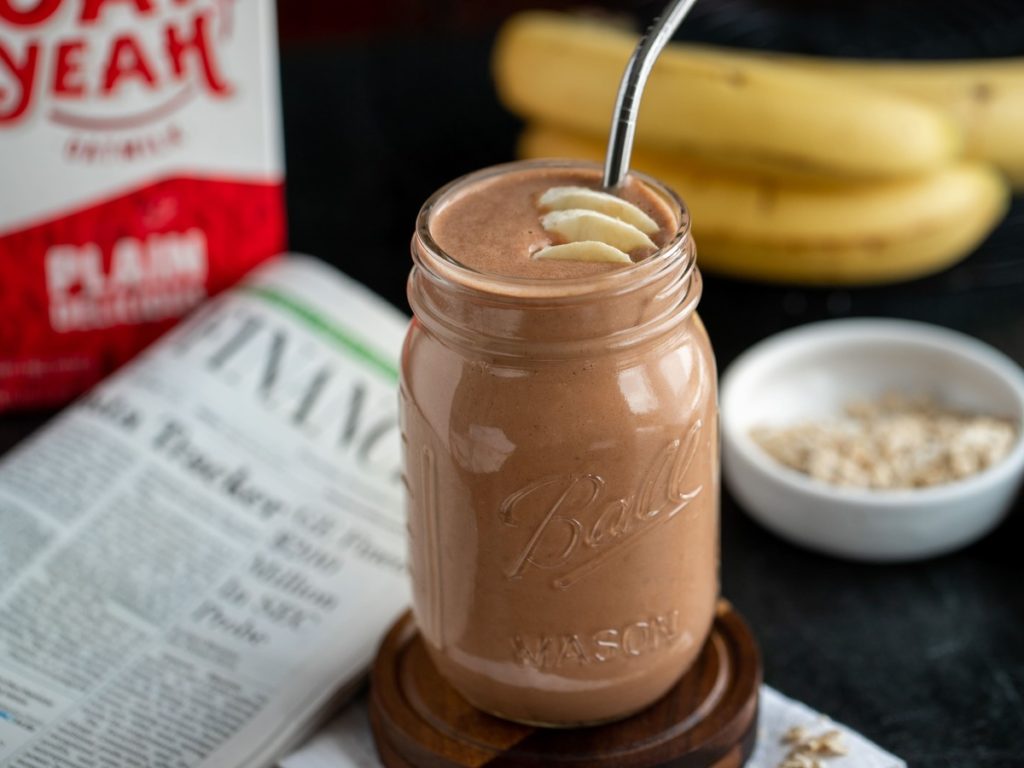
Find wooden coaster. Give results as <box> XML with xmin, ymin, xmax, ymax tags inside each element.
<box><xmin>369</xmin><ymin>601</ymin><xmax>761</xmax><ymax>768</ymax></box>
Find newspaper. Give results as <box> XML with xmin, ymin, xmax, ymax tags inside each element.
<box><xmin>0</xmin><ymin>256</ymin><xmax>410</xmax><ymax>768</ymax></box>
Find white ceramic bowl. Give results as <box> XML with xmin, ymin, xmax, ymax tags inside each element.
<box><xmin>721</xmin><ymin>318</ymin><xmax>1024</xmax><ymax>562</ymax></box>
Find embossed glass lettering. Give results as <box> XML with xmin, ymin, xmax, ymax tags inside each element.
<box><xmin>510</xmin><ymin>610</ymin><xmax>691</xmax><ymax>669</ymax></box>
<box><xmin>500</xmin><ymin>421</ymin><xmax>704</xmax><ymax>589</ymax></box>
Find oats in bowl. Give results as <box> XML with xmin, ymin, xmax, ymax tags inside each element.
<box><xmin>721</xmin><ymin>319</ymin><xmax>1024</xmax><ymax>560</ymax></box>
<box><xmin>751</xmin><ymin>393</ymin><xmax>1017</xmax><ymax>490</ymax></box>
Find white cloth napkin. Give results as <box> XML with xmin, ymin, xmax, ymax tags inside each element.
<box><xmin>748</xmin><ymin>687</ymin><xmax>905</xmax><ymax>768</ymax></box>
<box><xmin>281</xmin><ymin>685</ymin><xmax>905</xmax><ymax>768</ymax></box>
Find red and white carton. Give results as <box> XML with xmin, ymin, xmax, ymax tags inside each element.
<box><xmin>0</xmin><ymin>0</ymin><xmax>286</xmax><ymax>410</ymax></box>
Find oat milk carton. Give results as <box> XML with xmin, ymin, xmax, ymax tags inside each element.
<box><xmin>0</xmin><ymin>0</ymin><xmax>285</xmax><ymax>409</ymax></box>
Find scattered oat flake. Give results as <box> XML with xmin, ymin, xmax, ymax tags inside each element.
<box><xmin>816</xmin><ymin>730</ymin><xmax>849</xmax><ymax>756</ymax></box>
<box><xmin>782</xmin><ymin>725</ymin><xmax>809</xmax><ymax>744</ymax></box>
<box><xmin>777</xmin><ymin>724</ymin><xmax>848</xmax><ymax>768</ymax></box>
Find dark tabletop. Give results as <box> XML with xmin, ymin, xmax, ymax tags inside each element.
<box><xmin>4</xmin><ymin>25</ymin><xmax>1024</xmax><ymax>768</ymax></box>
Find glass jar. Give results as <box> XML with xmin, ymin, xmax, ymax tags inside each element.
<box><xmin>400</xmin><ymin>160</ymin><xmax>719</xmax><ymax>727</ymax></box>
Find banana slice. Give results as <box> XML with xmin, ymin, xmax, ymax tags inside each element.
<box><xmin>533</xmin><ymin>241</ymin><xmax>632</xmax><ymax>263</ymax></box>
<box><xmin>540</xmin><ymin>209</ymin><xmax>655</xmax><ymax>252</ymax></box>
<box><xmin>538</xmin><ymin>186</ymin><xmax>660</xmax><ymax>234</ymax></box>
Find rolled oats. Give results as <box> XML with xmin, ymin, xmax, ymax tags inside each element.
<box><xmin>777</xmin><ymin>724</ymin><xmax>849</xmax><ymax>768</ymax></box>
<box><xmin>752</xmin><ymin>394</ymin><xmax>1017</xmax><ymax>490</ymax></box>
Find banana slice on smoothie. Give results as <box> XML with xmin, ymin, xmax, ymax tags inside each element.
<box><xmin>540</xmin><ymin>209</ymin><xmax>656</xmax><ymax>253</ymax></box>
<box><xmin>539</xmin><ymin>186</ymin><xmax>660</xmax><ymax>234</ymax></box>
<box><xmin>534</xmin><ymin>241</ymin><xmax>632</xmax><ymax>263</ymax></box>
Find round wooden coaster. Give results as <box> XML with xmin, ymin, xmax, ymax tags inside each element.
<box><xmin>369</xmin><ymin>601</ymin><xmax>762</xmax><ymax>768</ymax></box>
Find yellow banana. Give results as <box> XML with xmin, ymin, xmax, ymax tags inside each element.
<box><xmin>520</xmin><ymin>125</ymin><xmax>1009</xmax><ymax>286</ymax></box>
<box><xmin>759</xmin><ymin>54</ymin><xmax>1024</xmax><ymax>187</ymax></box>
<box><xmin>493</xmin><ymin>12</ymin><xmax>961</xmax><ymax>180</ymax></box>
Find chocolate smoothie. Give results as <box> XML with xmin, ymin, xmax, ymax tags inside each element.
<box><xmin>429</xmin><ymin>166</ymin><xmax>675</xmax><ymax>279</ymax></box>
<box><xmin>401</xmin><ymin>161</ymin><xmax>719</xmax><ymax>726</ymax></box>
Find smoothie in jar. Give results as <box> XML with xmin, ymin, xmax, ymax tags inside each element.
<box><xmin>401</xmin><ymin>160</ymin><xmax>718</xmax><ymax>726</ymax></box>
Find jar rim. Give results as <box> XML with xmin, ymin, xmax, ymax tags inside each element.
<box><xmin>412</xmin><ymin>159</ymin><xmax>694</xmax><ymax>304</ymax></box>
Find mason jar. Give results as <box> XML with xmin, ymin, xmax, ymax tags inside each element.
<box><xmin>400</xmin><ymin>160</ymin><xmax>719</xmax><ymax>726</ymax></box>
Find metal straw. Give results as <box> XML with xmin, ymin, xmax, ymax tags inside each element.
<box><xmin>603</xmin><ymin>0</ymin><xmax>700</xmax><ymax>189</ymax></box>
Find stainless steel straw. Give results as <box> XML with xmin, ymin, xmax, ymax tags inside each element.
<box><xmin>603</xmin><ymin>0</ymin><xmax>700</xmax><ymax>189</ymax></box>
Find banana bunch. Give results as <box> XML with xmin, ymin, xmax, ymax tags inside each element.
<box><xmin>493</xmin><ymin>12</ymin><xmax>1016</xmax><ymax>285</ymax></box>
<box><xmin>769</xmin><ymin>55</ymin><xmax>1024</xmax><ymax>188</ymax></box>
